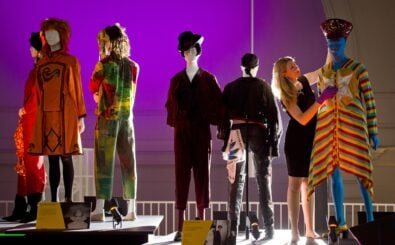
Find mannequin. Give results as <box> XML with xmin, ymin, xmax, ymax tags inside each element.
<box><xmin>222</xmin><ymin>53</ymin><xmax>282</xmax><ymax>242</ymax></box>
<box><xmin>2</xmin><ymin>32</ymin><xmax>46</xmax><ymax>223</ymax></box>
<box><xmin>89</xmin><ymin>23</ymin><xmax>139</xmax><ymax>221</ymax></box>
<box><xmin>307</xmin><ymin>18</ymin><xmax>379</xmax><ymax>237</ymax></box>
<box><xmin>166</xmin><ymin>31</ymin><xmax>225</xmax><ymax>241</ymax></box>
<box><xmin>29</xmin><ymin>18</ymin><xmax>86</xmax><ymax>203</ymax></box>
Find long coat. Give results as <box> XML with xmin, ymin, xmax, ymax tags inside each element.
<box><xmin>28</xmin><ymin>51</ymin><xmax>86</xmax><ymax>155</ymax></box>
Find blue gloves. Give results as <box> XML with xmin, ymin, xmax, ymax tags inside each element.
<box><xmin>370</xmin><ymin>135</ymin><xmax>379</xmax><ymax>150</ymax></box>
<box><xmin>317</xmin><ymin>86</ymin><xmax>338</xmax><ymax>104</ymax></box>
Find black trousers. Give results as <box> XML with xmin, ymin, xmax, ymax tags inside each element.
<box><xmin>228</xmin><ymin>124</ymin><xmax>274</xmax><ymax>228</ymax></box>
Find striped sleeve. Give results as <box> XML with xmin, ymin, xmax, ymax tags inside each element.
<box><xmin>356</xmin><ymin>63</ymin><xmax>378</xmax><ymax>137</ymax></box>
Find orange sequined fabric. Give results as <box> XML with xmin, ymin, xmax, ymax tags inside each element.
<box><xmin>14</xmin><ymin>119</ymin><xmax>25</xmax><ymax>176</ymax></box>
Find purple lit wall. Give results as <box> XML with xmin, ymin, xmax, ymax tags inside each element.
<box><xmin>0</xmin><ymin>0</ymin><xmax>326</xmax><ymax>161</ymax></box>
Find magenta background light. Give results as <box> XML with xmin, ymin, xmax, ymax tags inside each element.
<box><xmin>0</xmin><ymin>0</ymin><xmax>326</xmax><ymax>160</ymax></box>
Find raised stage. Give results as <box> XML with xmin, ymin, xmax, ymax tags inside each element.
<box><xmin>145</xmin><ymin>229</ymin><xmax>360</xmax><ymax>245</ymax></box>
<box><xmin>1</xmin><ymin>216</ymin><xmax>364</xmax><ymax>244</ymax></box>
<box><xmin>0</xmin><ymin>215</ymin><xmax>163</xmax><ymax>244</ymax></box>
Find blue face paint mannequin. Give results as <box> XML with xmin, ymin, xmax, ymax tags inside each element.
<box><xmin>307</xmin><ymin>18</ymin><xmax>380</xmax><ymax>237</ymax></box>
<box><xmin>327</xmin><ymin>37</ymin><xmax>347</xmax><ymax>70</ymax></box>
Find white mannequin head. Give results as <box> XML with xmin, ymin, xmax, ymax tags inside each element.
<box><xmin>40</xmin><ymin>18</ymin><xmax>71</xmax><ymax>54</ymax></box>
<box><xmin>45</xmin><ymin>29</ymin><xmax>61</xmax><ymax>52</ymax></box>
<box><xmin>184</xmin><ymin>46</ymin><xmax>200</xmax><ymax>63</ymax></box>
<box><xmin>45</xmin><ymin>29</ymin><xmax>60</xmax><ymax>46</ymax></box>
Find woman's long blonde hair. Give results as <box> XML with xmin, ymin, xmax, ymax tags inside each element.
<box><xmin>271</xmin><ymin>56</ymin><xmax>298</xmax><ymax>108</ymax></box>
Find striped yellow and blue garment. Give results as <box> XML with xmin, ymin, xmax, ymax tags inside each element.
<box><xmin>307</xmin><ymin>59</ymin><xmax>378</xmax><ymax>198</ymax></box>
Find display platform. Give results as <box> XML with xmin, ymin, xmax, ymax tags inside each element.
<box><xmin>0</xmin><ymin>215</ymin><xmax>163</xmax><ymax>244</ymax></box>
<box><xmin>145</xmin><ymin>229</ymin><xmax>360</xmax><ymax>245</ymax></box>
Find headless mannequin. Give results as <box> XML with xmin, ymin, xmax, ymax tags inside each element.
<box><xmin>44</xmin><ymin>29</ymin><xmax>85</xmax><ymax>202</ymax></box>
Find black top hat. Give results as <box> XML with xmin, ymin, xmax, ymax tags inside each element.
<box><xmin>177</xmin><ymin>31</ymin><xmax>204</xmax><ymax>52</ymax></box>
<box><xmin>321</xmin><ymin>18</ymin><xmax>353</xmax><ymax>39</ymax></box>
<box><xmin>29</xmin><ymin>32</ymin><xmax>42</xmax><ymax>51</ymax></box>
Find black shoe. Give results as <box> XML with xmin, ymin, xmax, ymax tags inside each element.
<box><xmin>174</xmin><ymin>231</ymin><xmax>182</xmax><ymax>242</ymax></box>
<box><xmin>3</xmin><ymin>212</ymin><xmax>26</xmax><ymax>222</ymax></box>
<box><xmin>3</xmin><ymin>195</ymin><xmax>27</xmax><ymax>222</ymax></box>
<box><xmin>20</xmin><ymin>212</ymin><xmax>36</xmax><ymax>223</ymax></box>
<box><xmin>251</xmin><ymin>223</ymin><xmax>261</xmax><ymax>240</ymax></box>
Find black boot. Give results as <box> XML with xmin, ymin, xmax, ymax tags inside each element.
<box><xmin>248</xmin><ymin>213</ymin><xmax>261</xmax><ymax>240</ymax></box>
<box><xmin>2</xmin><ymin>195</ymin><xmax>27</xmax><ymax>221</ymax></box>
<box><xmin>20</xmin><ymin>193</ymin><xmax>42</xmax><ymax>223</ymax></box>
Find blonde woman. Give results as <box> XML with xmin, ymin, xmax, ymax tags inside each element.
<box><xmin>271</xmin><ymin>56</ymin><xmax>336</xmax><ymax>242</ymax></box>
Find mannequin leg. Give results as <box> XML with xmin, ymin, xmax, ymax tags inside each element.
<box><xmin>48</xmin><ymin>155</ymin><xmax>61</xmax><ymax>202</ymax></box>
<box><xmin>357</xmin><ymin>179</ymin><xmax>374</xmax><ymax>222</ymax></box>
<box><xmin>197</xmin><ymin>207</ymin><xmax>205</xmax><ymax>220</ymax></box>
<box><xmin>91</xmin><ymin>198</ymin><xmax>105</xmax><ymax>221</ymax></box>
<box><xmin>255</xmin><ymin>158</ymin><xmax>274</xmax><ymax>239</ymax></box>
<box><xmin>287</xmin><ymin>176</ymin><xmax>301</xmax><ymax>242</ymax></box>
<box><xmin>331</xmin><ymin>167</ymin><xmax>346</xmax><ymax>226</ymax></box>
<box><xmin>61</xmin><ymin>155</ymin><xmax>74</xmax><ymax>202</ymax></box>
<box><xmin>124</xmin><ymin>199</ymin><xmax>137</xmax><ymax>221</ymax></box>
<box><xmin>173</xmin><ymin>209</ymin><xmax>185</xmax><ymax>241</ymax></box>
<box><xmin>20</xmin><ymin>193</ymin><xmax>42</xmax><ymax>223</ymax></box>
<box><xmin>228</xmin><ymin>162</ymin><xmax>245</xmax><ymax>230</ymax></box>
<box><xmin>117</xmin><ymin>118</ymin><xmax>138</xmax><ymax>220</ymax></box>
<box><xmin>177</xmin><ymin>209</ymin><xmax>185</xmax><ymax>231</ymax></box>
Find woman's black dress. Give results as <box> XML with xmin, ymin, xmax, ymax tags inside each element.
<box><xmin>284</xmin><ymin>76</ymin><xmax>317</xmax><ymax>177</ymax></box>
